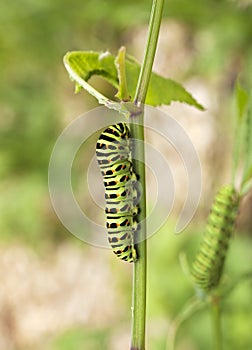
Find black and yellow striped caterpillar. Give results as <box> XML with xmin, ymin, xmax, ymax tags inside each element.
<box><xmin>191</xmin><ymin>184</ymin><xmax>240</xmax><ymax>291</ymax></box>
<box><xmin>96</xmin><ymin>123</ymin><xmax>138</xmax><ymax>262</ymax></box>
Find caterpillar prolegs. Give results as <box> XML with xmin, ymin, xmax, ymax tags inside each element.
<box><xmin>191</xmin><ymin>184</ymin><xmax>240</xmax><ymax>291</ymax></box>
<box><xmin>96</xmin><ymin>123</ymin><xmax>139</xmax><ymax>262</ymax></box>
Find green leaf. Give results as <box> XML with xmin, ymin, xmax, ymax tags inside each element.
<box><xmin>125</xmin><ymin>56</ymin><xmax>204</xmax><ymax>110</ymax></box>
<box><xmin>115</xmin><ymin>47</ymin><xmax>130</xmax><ymax>101</ymax></box>
<box><xmin>63</xmin><ymin>50</ymin><xmax>204</xmax><ymax>110</ymax></box>
<box><xmin>64</xmin><ymin>51</ymin><xmax>124</xmax><ymax>114</ymax></box>
<box><xmin>64</xmin><ymin>50</ymin><xmax>118</xmax><ymax>88</ymax></box>
<box><xmin>242</xmin><ymin>166</ymin><xmax>252</xmax><ymax>196</ymax></box>
<box><xmin>232</xmin><ymin>107</ymin><xmax>247</xmax><ymax>183</ymax></box>
<box><xmin>232</xmin><ymin>83</ymin><xmax>252</xmax><ymax>187</ymax></box>
<box><xmin>241</xmin><ymin>92</ymin><xmax>252</xmax><ymax>192</ymax></box>
<box><xmin>235</xmin><ymin>82</ymin><xmax>249</xmax><ymax>121</ymax></box>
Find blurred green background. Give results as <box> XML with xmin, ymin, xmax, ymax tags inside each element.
<box><xmin>1</xmin><ymin>0</ymin><xmax>252</xmax><ymax>349</ymax></box>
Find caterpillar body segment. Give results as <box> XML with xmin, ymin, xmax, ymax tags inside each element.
<box><xmin>191</xmin><ymin>184</ymin><xmax>240</xmax><ymax>291</ymax></box>
<box><xmin>96</xmin><ymin>123</ymin><xmax>139</xmax><ymax>263</ymax></box>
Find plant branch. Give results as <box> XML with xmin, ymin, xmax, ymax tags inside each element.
<box><xmin>134</xmin><ymin>0</ymin><xmax>164</xmax><ymax>105</ymax></box>
<box><xmin>130</xmin><ymin>1</ymin><xmax>164</xmax><ymax>349</ymax></box>
<box><xmin>211</xmin><ymin>296</ymin><xmax>223</xmax><ymax>350</ymax></box>
<box><xmin>166</xmin><ymin>297</ymin><xmax>205</xmax><ymax>350</ymax></box>
<box><xmin>130</xmin><ymin>117</ymin><xmax>147</xmax><ymax>350</ymax></box>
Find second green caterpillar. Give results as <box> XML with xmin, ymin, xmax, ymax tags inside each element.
<box><xmin>191</xmin><ymin>184</ymin><xmax>240</xmax><ymax>291</ymax></box>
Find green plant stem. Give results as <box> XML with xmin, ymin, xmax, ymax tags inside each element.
<box><xmin>130</xmin><ymin>1</ymin><xmax>164</xmax><ymax>349</ymax></box>
<box><xmin>134</xmin><ymin>0</ymin><xmax>164</xmax><ymax>106</ymax></box>
<box><xmin>166</xmin><ymin>297</ymin><xmax>205</xmax><ymax>350</ymax></box>
<box><xmin>211</xmin><ymin>296</ymin><xmax>222</xmax><ymax>350</ymax></box>
<box><xmin>130</xmin><ymin>117</ymin><xmax>147</xmax><ymax>350</ymax></box>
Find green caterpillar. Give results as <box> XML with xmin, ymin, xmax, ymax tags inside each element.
<box><xmin>191</xmin><ymin>184</ymin><xmax>240</xmax><ymax>291</ymax></box>
<box><xmin>96</xmin><ymin>123</ymin><xmax>138</xmax><ymax>263</ymax></box>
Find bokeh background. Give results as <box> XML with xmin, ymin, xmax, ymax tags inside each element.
<box><xmin>1</xmin><ymin>0</ymin><xmax>252</xmax><ymax>349</ymax></box>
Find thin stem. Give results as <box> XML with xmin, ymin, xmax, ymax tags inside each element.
<box><xmin>130</xmin><ymin>115</ymin><xmax>147</xmax><ymax>350</ymax></box>
<box><xmin>166</xmin><ymin>297</ymin><xmax>205</xmax><ymax>350</ymax></box>
<box><xmin>211</xmin><ymin>296</ymin><xmax>223</xmax><ymax>350</ymax></box>
<box><xmin>134</xmin><ymin>0</ymin><xmax>164</xmax><ymax>105</ymax></box>
<box><xmin>130</xmin><ymin>1</ymin><xmax>164</xmax><ymax>349</ymax></box>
